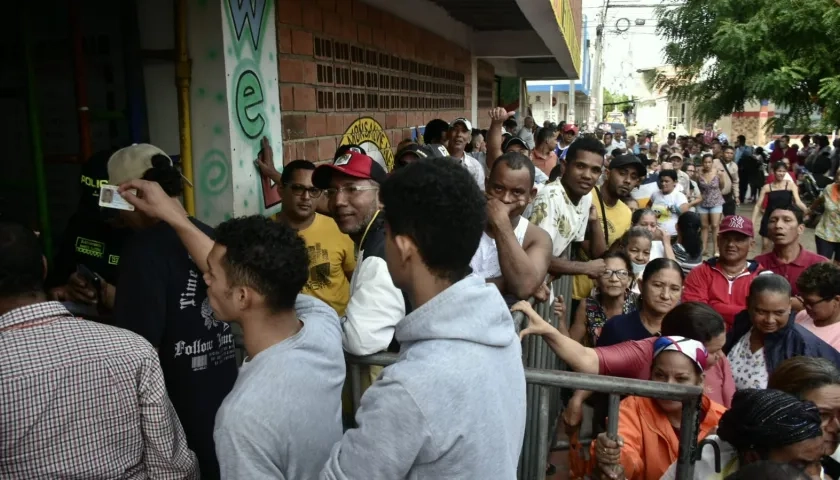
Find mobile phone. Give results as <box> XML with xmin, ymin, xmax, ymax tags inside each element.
<box><xmin>76</xmin><ymin>264</ymin><xmax>102</xmax><ymax>293</ymax></box>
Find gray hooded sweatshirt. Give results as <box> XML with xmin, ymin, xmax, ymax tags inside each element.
<box><xmin>320</xmin><ymin>275</ymin><xmax>527</xmax><ymax>479</ymax></box>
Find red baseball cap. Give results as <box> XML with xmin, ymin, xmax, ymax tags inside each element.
<box><xmin>312</xmin><ymin>151</ymin><xmax>388</xmax><ymax>189</ymax></box>
<box><xmin>562</xmin><ymin>124</ymin><xmax>579</xmax><ymax>135</ymax></box>
<box><xmin>718</xmin><ymin>215</ymin><xmax>754</xmax><ymax>237</ymax></box>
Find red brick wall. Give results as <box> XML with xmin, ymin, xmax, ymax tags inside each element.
<box><xmin>277</xmin><ymin>0</ymin><xmax>486</xmax><ymax>166</ymax></box>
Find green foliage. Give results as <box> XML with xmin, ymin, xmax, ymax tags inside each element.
<box><xmin>656</xmin><ymin>0</ymin><xmax>840</xmax><ymax>130</ymax></box>
<box><xmin>604</xmin><ymin>90</ymin><xmax>633</xmax><ymax>115</ymax></box>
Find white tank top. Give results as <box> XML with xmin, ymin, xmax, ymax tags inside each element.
<box><xmin>470</xmin><ymin>216</ymin><xmax>529</xmax><ymax>279</ymax></box>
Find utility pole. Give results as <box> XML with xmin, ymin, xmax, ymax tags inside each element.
<box><xmin>591</xmin><ymin>0</ymin><xmax>610</xmax><ymax>126</ymax></box>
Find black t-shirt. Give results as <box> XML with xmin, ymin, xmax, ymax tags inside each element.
<box><xmin>113</xmin><ymin>219</ymin><xmax>237</xmax><ymax>480</ymax></box>
<box><xmin>46</xmin><ymin>211</ymin><xmax>131</xmax><ymax>287</ymax></box>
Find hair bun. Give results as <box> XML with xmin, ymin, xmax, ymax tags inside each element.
<box><xmin>150</xmin><ymin>154</ymin><xmax>172</xmax><ymax>170</ymax></box>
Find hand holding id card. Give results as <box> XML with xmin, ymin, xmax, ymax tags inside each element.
<box><xmin>99</xmin><ymin>185</ymin><xmax>136</xmax><ymax>211</ymax></box>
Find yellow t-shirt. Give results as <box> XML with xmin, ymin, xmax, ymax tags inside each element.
<box><xmin>298</xmin><ymin>213</ymin><xmax>356</xmax><ymax>315</ymax></box>
<box><xmin>572</xmin><ymin>191</ymin><xmax>632</xmax><ymax>300</ymax></box>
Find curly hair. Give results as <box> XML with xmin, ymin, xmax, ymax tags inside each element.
<box><xmin>214</xmin><ymin>216</ymin><xmax>309</xmax><ymax>312</ymax></box>
<box><xmin>796</xmin><ymin>262</ymin><xmax>840</xmax><ymax>299</ymax></box>
<box><xmin>380</xmin><ymin>158</ymin><xmax>486</xmax><ymax>283</ymax></box>
<box><xmin>567</xmin><ymin>136</ymin><xmax>607</xmax><ymax>163</ymax></box>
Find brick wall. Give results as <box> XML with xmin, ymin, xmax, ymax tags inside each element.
<box><xmin>277</xmin><ymin>0</ymin><xmax>485</xmax><ymax>167</ymax></box>
<box><xmin>476</xmin><ymin>60</ymin><xmax>496</xmax><ymax>129</ymax></box>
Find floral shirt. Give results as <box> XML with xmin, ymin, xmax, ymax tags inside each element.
<box><xmin>584</xmin><ymin>292</ymin><xmax>639</xmax><ymax>346</ymax></box>
<box><xmin>529</xmin><ymin>180</ymin><xmax>592</xmax><ymax>257</ymax></box>
<box><xmin>727</xmin><ymin>329</ymin><xmax>769</xmax><ymax>390</ymax></box>
<box><xmin>817</xmin><ymin>185</ymin><xmax>840</xmax><ymax>243</ymax></box>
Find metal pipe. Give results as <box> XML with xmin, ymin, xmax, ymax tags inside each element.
<box><xmin>535</xmin><ymin>387</ymin><xmax>550</xmax><ymax>480</ymax></box>
<box><xmin>675</xmin><ymin>396</ymin><xmax>701</xmax><ymax>480</ymax></box>
<box><xmin>69</xmin><ymin>0</ymin><xmax>92</xmax><ymax>162</ymax></box>
<box><xmin>606</xmin><ymin>393</ymin><xmax>620</xmax><ymax>436</ymax></box>
<box><xmin>350</xmin><ymin>364</ymin><xmax>362</xmax><ymax>413</ymax></box>
<box><xmin>346</xmin><ymin>353</ymin><xmax>703</xmax><ymax>401</ymax></box>
<box><xmin>174</xmin><ymin>0</ymin><xmax>196</xmax><ymax>216</ymax></box>
<box><xmin>24</xmin><ymin>10</ymin><xmax>53</xmax><ymax>261</ymax></box>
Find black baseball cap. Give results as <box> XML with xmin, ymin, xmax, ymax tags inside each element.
<box><xmin>609</xmin><ymin>154</ymin><xmax>646</xmax><ymax>176</ymax></box>
<box><xmin>668</xmin><ymin>132</ymin><xmax>677</xmax><ymax>139</ymax></box>
<box><xmin>503</xmin><ymin>136</ymin><xmax>529</xmax><ymax>152</ymax></box>
<box><xmin>333</xmin><ymin>144</ymin><xmax>366</xmax><ymax>161</ymax></box>
<box><xmin>395</xmin><ymin>143</ymin><xmax>449</xmax><ymax>165</ymax></box>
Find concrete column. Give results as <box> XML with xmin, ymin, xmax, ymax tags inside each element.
<box><xmin>188</xmin><ymin>0</ymin><xmax>283</xmax><ymax>225</ymax></box>
<box><xmin>568</xmin><ymin>80</ymin><xmax>576</xmax><ymax>124</ymax></box>
<box><xmin>470</xmin><ymin>56</ymin><xmax>478</xmax><ymax>127</ymax></box>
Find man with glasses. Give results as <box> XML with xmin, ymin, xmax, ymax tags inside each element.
<box><xmin>256</xmin><ymin>151</ymin><xmax>356</xmax><ymax>316</ymax></box>
<box><xmin>795</xmin><ymin>263</ymin><xmax>840</xmax><ymax>351</ymax></box>
<box><xmin>312</xmin><ymin>151</ymin><xmax>408</xmax><ymax>356</ymax></box>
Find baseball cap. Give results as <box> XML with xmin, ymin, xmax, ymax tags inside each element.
<box><xmin>450</xmin><ymin>117</ymin><xmax>473</xmax><ymax>131</ymax></box>
<box><xmin>107</xmin><ymin>143</ymin><xmax>173</xmax><ymax>185</ymax></box>
<box><xmin>609</xmin><ymin>154</ymin><xmax>646</xmax><ymax>176</ymax></box>
<box><xmin>668</xmin><ymin>132</ymin><xmax>677</xmax><ymax>139</ymax></box>
<box><xmin>668</xmin><ymin>152</ymin><xmax>685</xmax><ymax>161</ymax></box>
<box><xmin>562</xmin><ymin>124</ymin><xmax>579</xmax><ymax>135</ymax></box>
<box><xmin>395</xmin><ymin>143</ymin><xmax>449</xmax><ymax>164</ymax></box>
<box><xmin>653</xmin><ymin>336</ymin><xmax>707</xmax><ymax>372</ymax></box>
<box><xmin>333</xmin><ymin>144</ymin><xmax>366</xmax><ymax>161</ymax></box>
<box><xmin>719</xmin><ymin>215</ymin><xmax>754</xmax><ymax>237</ymax></box>
<box><xmin>312</xmin><ymin>151</ymin><xmax>388</xmax><ymax>189</ymax></box>
<box><xmin>503</xmin><ymin>136</ymin><xmax>529</xmax><ymax>152</ymax></box>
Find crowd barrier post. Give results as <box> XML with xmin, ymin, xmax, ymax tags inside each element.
<box><xmin>345</xmin><ymin>352</ymin><xmax>702</xmax><ymax>480</ymax></box>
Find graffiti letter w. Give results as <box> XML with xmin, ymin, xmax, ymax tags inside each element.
<box><xmin>228</xmin><ymin>0</ymin><xmax>267</xmax><ymax>51</ymax></box>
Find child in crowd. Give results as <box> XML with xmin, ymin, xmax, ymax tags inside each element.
<box><xmin>630</xmin><ymin>208</ymin><xmax>674</xmax><ymax>262</ymax></box>
<box><xmin>612</xmin><ymin>226</ymin><xmax>654</xmax><ymax>294</ymax></box>
<box><xmin>673</xmin><ymin>212</ymin><xmax>704</xmax><ymax>275</ymax></box>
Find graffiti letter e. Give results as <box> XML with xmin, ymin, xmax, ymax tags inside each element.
<box><xmin>236</xmin><ymin>70</ymin><xmax>265</xmax><ymax>139</ymax></box>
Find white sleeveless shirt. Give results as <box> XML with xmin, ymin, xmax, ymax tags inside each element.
<box><xmin>469</xmin><ymin>216</ymin><xmax>529</xmax><ymax>279</ymax></box>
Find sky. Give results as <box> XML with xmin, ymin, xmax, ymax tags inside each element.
<box><xmin>581</xmin><ymin>0</ymin><xmax>672</xmax><ymax>95</ymax></box>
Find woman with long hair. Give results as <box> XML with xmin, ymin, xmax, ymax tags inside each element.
<box><xmin>752</xmin><ymin>161</ymin><xmax>809</xmax><ymax>253</ymax></box>
<box><xmin>696</xmin><ymin>153</ymin><xmax>726</xmax><ymax>256</ymax></box>
<box><xmin>567</xmin><ymin>251</ymin><xmax>638</xmax><ymax>346</ymax></box>
<box><xmin>673</xmin><ymin>212</ymin><xmax>703</xmax><ymax>275</ymax></box>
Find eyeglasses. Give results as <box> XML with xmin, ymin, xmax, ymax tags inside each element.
<box><xmin>324</xmin><ymin>185</ymin><xmax>379</xmax><ymax>198</ymax></box>
<box><xmin>797</xmin><ymin>295</ymin><xmax>834</xmax><ymax>309</ymax></box>
<box><xmin>286</xmin><ymin>184</ymin><xmax>323</xmax><ymax>198</ymax></box>
<box><xmin>601</xmin><ymin>269</ymin><xmax>630</xmax><ymax>280</ymax></box>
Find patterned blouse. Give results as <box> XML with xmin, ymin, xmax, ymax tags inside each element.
<box><xmin>584</xmin><ymin>292</ymin><xmax>639</xmax><ymax>346</ymax></box>
<box><xmin>698</xmin><ymin>173</ymin><xmax>725</xmax><ymax>208</ymax></box>
<box><xmin>727</xmin><ymin>329</ymin><xmax>769</xmax><ymax>390</ymax></box>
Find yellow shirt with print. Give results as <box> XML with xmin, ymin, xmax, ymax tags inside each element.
<box><xmin>298</xmin><ymin>213</ymin><xmax>356</xmax><ymax>315</ymax></box>
<box><xmin>572</xmin><ymin>191</ymin><xmax>632</xmax><ymax>300</ymax></box>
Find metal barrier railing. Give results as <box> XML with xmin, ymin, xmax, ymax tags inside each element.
<box><xmin>346</xmin><ymin>352</ymin><xmax>703</xmax><ymax>480</ymax></box>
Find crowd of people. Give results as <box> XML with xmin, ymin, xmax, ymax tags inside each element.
<box><xmin>3</xmin><ymin>109</ymin><xmax>840</xmax><ymax>480</ymax></box>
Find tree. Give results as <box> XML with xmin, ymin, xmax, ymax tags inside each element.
<box><xmin>603</xmin><ymin>90</ymin><xmax>634</xmax><ymax>116</ymax></box>
<box><xmin>655</xmin><ymin>0</ymin><xmax>840</xmax><ymax>130</ymax></box>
